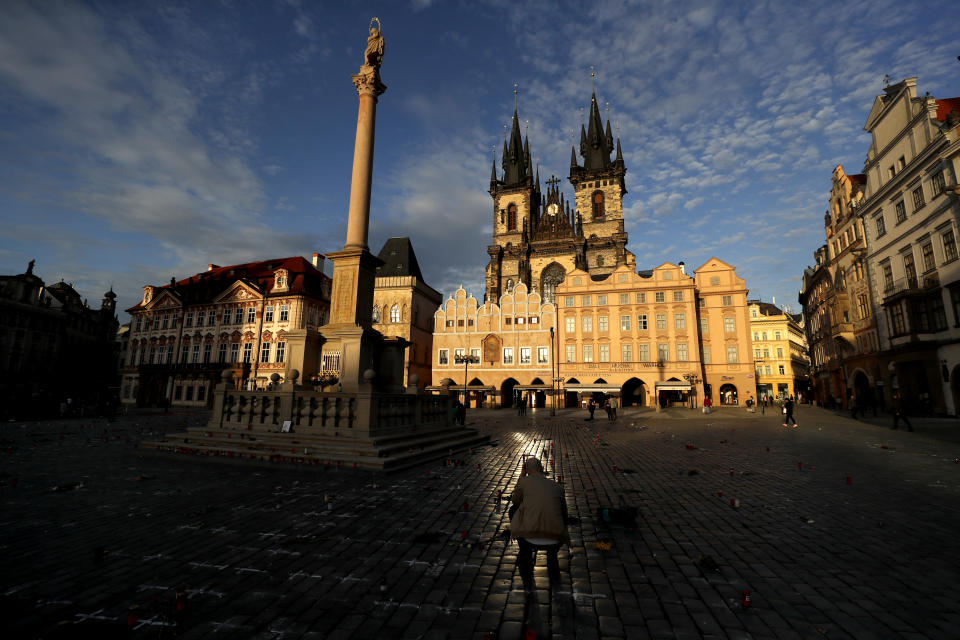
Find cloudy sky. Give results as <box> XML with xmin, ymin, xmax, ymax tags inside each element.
<box><xmin>1</xmin><ymin>0</ymin><xmax>957</xmax><ymax>319</ymax></box>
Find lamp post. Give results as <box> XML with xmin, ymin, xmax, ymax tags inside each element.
<box><xmin>454</xmin><ymin>353</ymin><xmax>479</xmax><ymax>422</ymax></box>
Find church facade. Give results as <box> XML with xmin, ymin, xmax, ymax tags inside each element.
<box><xmin>432</xmin><ymin>93</ymin><xmax>756</xmax><ymax>410</ymax></box>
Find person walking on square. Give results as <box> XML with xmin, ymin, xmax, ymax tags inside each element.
<box><xmin>587</xmin><ymin>398</ymin><xmax>596</xmax><ymax>421</ymax></box>
<box><xmin>604</xmin><ymin>398</ymin><xmax>612</xmax><ymax>421</ymax></box>
<box><xmin>891</xmin><ymin>392</ymin><xmax>913</xmax><ymax>431</ymax></box>
<box><xmin>849</xmin><ymin>393</ymin><xmax>859</xmax><ymax>419</ymax></box>
<box><xmin>511</xmin><ymin>457</ymin><xmax>569</xmax><ymax>593</ymax></box>
<box><xmin>782</xmin><ymin>397</ymin><xmax>798</xmax><ymax>428</ymax></box>
<box><xmin>610</xmin><ymin>396</ymin><xmax>617</xmax><ymax>421</ymax></box>
<box><xmin>760</xmin><ymin>396</ymin><xmax>766</xmax><ymax>414</ymax></box>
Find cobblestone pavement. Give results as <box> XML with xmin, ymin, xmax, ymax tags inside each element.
<box><xmin>2</xmin><ymin>405</ymin><xmax>959</xmax><ymax>639</ymax></box>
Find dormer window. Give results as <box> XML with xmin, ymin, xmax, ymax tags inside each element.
<box><xmin>274</xmin><ymin>269</ymin><xmax>289</xmax><ymax>292</ymax></box>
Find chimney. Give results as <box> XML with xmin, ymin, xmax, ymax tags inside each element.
<box><xmin>312</xmin><ymin>252</ymin><xmax>325</xmax><ymax>271</ymax></box>
<box><xmin>678</xmin><ymin>261</ymin><xmax>685</xmax><ymax>275</ymax></box>
<box><xmin>207</xmin><ymin>264</ymin><xmax>219</xmax><ymax>271</ymax></box>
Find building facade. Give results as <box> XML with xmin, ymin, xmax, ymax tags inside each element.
<box><xmin>860</xmin><ymin>78</ymin><xmax>960</xmax><ymax>415</ymax></box>
<box><xmin>0</xmin><ymin>261</ymin><xmax>119</xmax><ymax>419</ymax></box>
<box><xmin>123</xmin><ymin>256</ymin><xmax>331</xmax><ymax>408</ymax></box>
<box><xmin>749</xmin><ymin>300</ymin><xmax>809</xmax><ymax>402</ymax></box>
<box><xmin>371</xmin><ymin>237</ymin><xmax>443</xmax><ymax>389</ymax></box>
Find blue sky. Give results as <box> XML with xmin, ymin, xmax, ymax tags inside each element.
<box><xmin>1</xmin><ymin>0</ymin><xmax>957</xmax><ymax>320</ymax></box>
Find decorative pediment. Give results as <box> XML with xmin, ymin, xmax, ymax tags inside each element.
<box><xmin>213</xmin><ymin>280</ymin><xmax>262</xmax><ymax>304</ymax></box>
<box><xmin>143</xmin><ymin>289</ymin><xmax>181</xmax><ymax>311</ymax></box>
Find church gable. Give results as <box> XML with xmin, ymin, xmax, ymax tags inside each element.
<box><xmin>213</xmin><ymin>281</ymin><xmax>262</xmax><ymax>304</ymax></box>
<box><xmin>143</xmin><ymin>289</ymin><xmax>181</xmax><ymax>311</ymax></box>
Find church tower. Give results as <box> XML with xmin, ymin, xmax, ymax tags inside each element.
<box><xmin>569</xmin><ymin>91</ymin><xmax>631</xmax><ymax>277</ymax></box>
<box><xmin>485</xmin><ymin>106</ymin><xmax>541</xmax><ymax>302</ymax></box>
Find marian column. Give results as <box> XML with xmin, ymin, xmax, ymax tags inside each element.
<box><xmin>322</xmin><ymin>19</ymin><xmax>407</xmax><ymax>396</ymax></box>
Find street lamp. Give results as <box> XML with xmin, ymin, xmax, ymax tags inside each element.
<box><xmin>454</xmin><ymin>353</ymin><xmax>479</xmax><ymax>422</ymax></box>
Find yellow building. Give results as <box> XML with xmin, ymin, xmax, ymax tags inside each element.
<box><xmin>371</xmin><ymin>237</ymin><xmax>442</xmax><ymax>390</ymax></box>
<box><xmin>748</xmin><ymin>300</ymin><xmax>810</xmax><ymax>401</ymax></box>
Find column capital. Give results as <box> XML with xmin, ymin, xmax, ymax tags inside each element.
<box><xmin>352</xmin><ymin>65</ymin><xmax>387</xmax><ymax>100</ymax></box>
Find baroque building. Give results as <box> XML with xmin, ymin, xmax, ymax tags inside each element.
<box><xmin>0</xmin><ymin>261</ymin><xmax>119</xmax><ymax>419</ymax></box>
<box><xmin>748</xmin><ymin>300</ymin><xmax>810</xmax><ymax>402</ymax></box>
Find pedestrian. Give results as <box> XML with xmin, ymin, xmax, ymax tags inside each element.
<box><xmin>702</xmin><ymin>396</ymin><xmax>711</xmax><ymax>414</ymax></box>
<box><xmin>849</xmin><ymin>394</ymin><xmax>859</xmax><ymax>419</ymax></box>
<box><xmin>587</xmin><ymin>399</ymin><xmax>596</xmax><ymax>421</ymax></box>
<box><xmin>782</xmin><ymin>397</ymin><xmax>798</xmax><ymax>428</ymax></box>
<box><xmin>760</xmin><ymin>396</ymin><xmax>766</xmax><ymax>414</ymax></box>
<box><xmin>510</xmin><ymin>457</ymin><xmax>569</xmax><ymax>593</ymax></box>
<box><xmin>610</xmin><ymin>397</ymin><xmax>617</xmax><ymax>420</ymax></box>
<box><xmin>891</xmin><ymin>392</ymin><xmax>913</xmax><ymax>431</ymax></box>
<box><xmin>604</xmin><ymin>398</ymin><xmax>612</xmax><ymax>421</ymax></box>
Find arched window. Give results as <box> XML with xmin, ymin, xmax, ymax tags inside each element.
<box><xmin>507</xmin><ymin>204</ymin><xmax>517</xmax><ymax>231</ymax></box>
<box><xmin>371</xmin><ymin>305</ymin><xmax>380</xmax><ymax>323</ymax></box>
<box><xmin>592</xmin><ymin>191</ymin><xmax>605</xmax><ymax>220</ymax></box>
<box><xmin>540</xmin><ymin>263</ymin><xmax>566</xmax><ymax>304</ymax></box>
<box><xmin>390</xmin><ymin>304</ymin><xmax>400</xmax><ymax>323</ymax></box>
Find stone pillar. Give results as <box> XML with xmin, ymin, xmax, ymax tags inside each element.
<box><xmin>344</xmin><ymin>67</ymin><xmax>385</xmax><ymax>250</ymax></box>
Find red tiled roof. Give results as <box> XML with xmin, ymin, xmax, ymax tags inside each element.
<box><xmin>935</xmin><ymin>98</ymin><xmax>960</xmax><ymax>122</ymax></box>
<box><xmin>126</xmin><ymin>256</ymin><xmax>329</xmax><ymax>312</ymax></box>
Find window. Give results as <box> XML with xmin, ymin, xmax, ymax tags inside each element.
<box><xmin>260</xmin><ymin>343</ymin><xmax>271</xmax><ymax>363</ymax></box>
<box><xmin>280</xmin><ymin>305</ymin><xmax>289</xmax><ymax>322</ymax></box>
<box><xmin>724</xmin><ymin>317</ymin><xmax>735</xmax><ymax>333</ymax></box>
<box><xmin>454</xmin><ymin>348</ymin><xmax>465</xmax><ymax>359</ymax></box>
<box><xmin>673</xmin><ymin>291</ymin><xmax>683</xmax><ymax>302</ymax></box>
<box><xmin>656</xmin><ymin>314</ymin><xmax>667</xmax><ymax>330</ymax></box>
<box><xmin>197</xmin><ymin>385</ymin><xmax>206</xmax><ymax>402</ymax></box>
<box><xmin>134</xmin><ymin>317</ymin><xmax>142</xmax><ymax>332</ymax></box>
<box><xmin>242</xmin><ymin>343</ymin><xmax>252</xmax><ymax>363</ymax></box>
<box><xmin>581</xmin><ymin>296</ymin><xmax>591</xmax><ymax>306</ymax></box>
<box><xmin>565</xmin><ymin>345</ymin><xmax>576</xmax><ymax>363</ymax></box>
<box><xmin>265</xmin><ymin>306</ymin><xmax>274</xmax><ymax>322</ymax></box>
<box><xmin>921</xmin><ymin>242</ymin><xmax>935</xmax><ymax>273</ymax></box>
<box><xmin>515</xmin><ymin>317</ymin><xmax>525</xmax><ymax>325</ymax></box>
<box><xmin>655</xmin><ymin>291</ymin><xmax>665</xmax><ymax>303</ymax></box>
<box><xmin>390</xmin><ymin>305</ymin><xmax>400</xmax><ymax>323</ymax></box>
<box><xmin>208</xmin><ymin>311</ymin><xmax>216</xmax><ymax>326</ymax></box>
<box><xmin>889</xmin><ymin>304</ymin><xmax>906</xmax><ymax>335</ymax></box>
<box><xmin>931</xmin><ymin>295</ymin><xmax>947</xmax><ymax>330</ymax></box>
<box><xmin>619</xmin><ymin>293</ymin><xmax>629</xmax><ymax>304</ymax></box>
<box><xmin>621</xmin><ymin>344</ymin><xmax>632</xmax><ymax>361</ymax></box>
<box><xmin>657</xmin><ymin>343</ymin><xmax>669</xmax><ymax>362</ymax></box>
<box><xmin>755</xmin><ymin>348</ymin><xmax>762</xmax><ymax>358</ymax></box>
<box><xmin>700</xmin><ymin>317</ymin><xmax>709</xmax><ymax>333</ymax></box>
<box><xmin>185</xmin><ymin>313</ymin><xmax>194</xmax><ymax>328</ymax></box>
<box><xmin>710</xmin><ymin>277</ymin><xmax>720</xmax><ymax>286</ymax></box>
<box><xmin>564</xmin><ymin>317</ymin><xmax>575</xmax><ymax>333</ymax></box>
<box><xmin>592</xmin><ymin>191</ymin><xmax>605</xmax><ymax>219</ymax></box>
<box><xmin>507</xmin><ymin>203</ymin><xmax>517</xmax><ymax>230</ymax></box>
<box><xmin>876</xmin><ymin>215</ymin><xmax>886</xmax><ymax>237</ymax></box>
<box><xmin>191</xmin><ymin>344</ymin><xmax>200</xmax><ymax>363</ymax></box>
<box><xmin>912</xmin><ymin>185</ymin><xmax>925</xmax><ymax>211</ymax></box>
<box><xmin>774</xmin><ymin>330</ymin><xmax>782</xmax><ymax>340</ymax></box>
<box><xmin>636</xmin><ymin>293</ymin><xmax>646</xmax><ymax>303</ymax></box>
<box><xmin>503</xmin><ymin>348</ymin><xmax>514</xmax><ymax>364</ymax></box>
<box><xmin>158</xmin><ymin>345</ymin><xmax>166</xmax><ymax>364</ymax></box>
<box><xmin>276</xmin><ymin>341</ymin><xmax>285</xmax><ymax>363</ymax></box>
<box><xmin>932</xmin><ymin>171</ymin><xmax>946</xmax><ymax>196</ymax></box>
<box><xmin>638</xmin><ymin>344</ymin><xmax>650</xmax><ymax>362</ymax></box>
<box><xmin>503</xmin><ymin>318</ymin><xmax>510</xmax><ymax>326</ymax></box>
<box><xmin>726</xmin><ymin>346</ymin><xmax>738</xmax><ymax>363</ymax></box>
<box><xmin>537</xmin><ymin>347</ymin><xmax>548</xmax><ymax>364</ymax></box>
<box><xmin>944</xmin><ymin>229</ymin><xmax>958</xmax><ymax>263</ymax></box>
<box><xmin>148</xmin><ymin>347</ymin><xmax>156</xmax><ymax>364</ymax></box>
<box><xmin>231</xmin><ymin>308</ymin><xmax>240</xmax><ymax>324</ymax></box>
<box><xmin>221</xmin><ymin>309</ymin><xmax>230</xmax><ymax>324</ymax></box>
<box><xmin>677</xmin><ymin>343</ymin><xmax>688</xmax><ymax>361</ymax></box>
<box><xmin>520</xmin><ymin>347</ymin><xmax>531</xmax><ymax>364</ymax></box>
<box><xmin>637</xmin><ymin>314</ymin><xmax>648</xmax><ymax>330</ymax></box>
<box><xmin>528</xmin><ymin>317</ymin><xmax>537</xmax><ymax>324</ymax></box>
<box><xmin>203</xmin><ymin>344</ymin><xmax>211</xmax><ymax>363</ymax></box>
<box><xmin>895</xmin><ymin>200</ymin><xmax>906</xmax><ymax>224</ymax></box>
<box><xmin>698</xmin><ymin>298</ymin><xmax>706</xmax><ymax>308</ymax></box>
<box><xmin>620</xmin><ymin>315</ymin><xmax>631</xmax><ymax>331</ymax></box>
<box><xmin>858</xmin><ymin>294</ymin><xmax>870</xmax><ymax>320</ymax></box>
<box><xmin>598</xmin><ymin>315</ymin><xmax>608</xmax><ymax>332</ymax></box>
<box><xmin>582</xmin><ymin>345</ymin><xmax>593</xmax><ymax>362</ymax></box>
<box><xmin>582</xmin><ymin>317</ymin><xmax>593</xmax><ymax>332</ymax></box>
<box><xmin>776</xmin><ymin>347</ymin><xmax>784</xmax><ymax>358</ymax></box>
<box><xmin>230</xmin><ymin>343</ymin><xmax>239</xmax><ymax>362</ymax></box>
<box><xmin>702</xmin><ymin>347</ymin><xmax>710</xmax><ymax>364</ymax></box>
<box><xmin>675</xmin><ymin>313</ymin><xmax>685</xmax><ymax>330</ymax></box>
<box><xmin>470</xmin><ymin>347</ymin><xmax>481</xmax><ymax>359</ymax></box>
<box><xmin>722</xmin><ymin>295</ymin><xmax>733</xmax><ymax>306</ymax></box>
<box><xmin>762</xmin><ymin>332</ymin><xmax>768</xmax><ymax>340</ymax></box>
<box><xmin>565</xmin><ymin>296</ymin><xmax>575</xmax><ymax>307</ymax></box>
<box><xmin>751</xmin><ymin>308</ymin><xmax>758</xmax><ymax>318</ymax></box>
<box><xmin>218</xmin><ymin>343</ymin><xmax>227</xmax><ymax>363</ymax></box>
<box><xmin>904</xmin><ymin>252</ymin><xmax>917</xmax><ymax>285</ymax></box>
<box><xmin>597</xmin><ymin>295</ymin><xmax>607</xmax><ymax>306</ymax></box>
<box><xmin>764</xmin><ymin>365</ymin><xmax>772</xmax><ymax>376</ymax></box>
<box><xmin>598</xmin><ymin>344</ymin><xmax>610</xmax><ymax>362</ymax></box>
<box><xmin>882</xmin><ymin>263</ymin><xmax>894</xmax><ymax>290</ymax></box>
<box><xmin>438</xmin><ymin>349</ymin><xmax>449</xmax><ymax>365</ymax></box>
<box><xmin>445</xmin><ymin>320</ymin><xmax>454</xmax><ymax>328</ymax></box>
<box><xmin>247</xmin><ymin>307</ymin><xmax>255</xmax><ymax>323</ymax></box>
<box><xmin>778</xmin><ymin>365</ymin><xmax>785</xmax><ymax>375</ymax></box>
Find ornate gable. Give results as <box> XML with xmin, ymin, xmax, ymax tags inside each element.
<box><xmin>213</xmin><ymin>281</ymin><xmax>262</xmax><ymax>304</ymax></box>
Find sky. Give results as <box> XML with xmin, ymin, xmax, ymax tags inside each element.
<box><xmin>1</xmin><ymin>0</ymin><xmax>957</xmax><ymax>322</ymax></box>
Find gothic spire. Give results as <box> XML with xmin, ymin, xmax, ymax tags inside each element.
<box><xmin>615</xmin><ymin>137</ymin><xmax>623</xmax><ymax>163</ymax></box>
<box><xmin>490</xmin><ymin>149</ymin><xmax>498</xmax><ymax>187</ymax></box>
<box><xmin>502</xmin><ymin>107</ymin><xmax>529</xmax><ymax>186</ymax></box>
<box><xmin>570</xmin><ymin>144</ymin><xmax>578</xmax><ymax>169</ymax></box>
<box><xmin>582</xmin><ymin>92</ymin><xmax>613</xmax><ymax>171</ymax></box>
